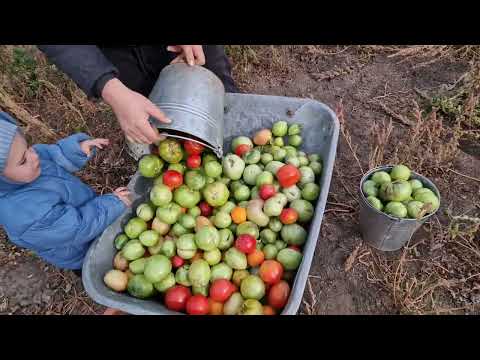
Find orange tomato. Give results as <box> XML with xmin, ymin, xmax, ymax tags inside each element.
<box><xmin>263</xmin><ymin>305</ymin><xmax>276</xmax><ymax>315</ymax></box>
<box><xmin>247</xmin><ymin>249</ymin><xmax>265</xmax><ymax>267</ymax></box>
<box><xmin>231</xmin><ymin>207</ymin><xmax>247</xmax><ymax>224</ymax></box>
<box><xmin>209</xmin><ymin>299</ymin><xmax>224</xmax><ymax>315</ymax></box>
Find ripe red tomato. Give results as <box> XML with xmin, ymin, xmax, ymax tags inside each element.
<box><xmin>165</xmin><ymin>285</ymin><xmax>192</xmax><ymax>312</ymax></box>
<box><xmin>235</xmin><ymin>144</ymin><xmax>252</xmax><ymax>157</ymax></box>
<box><xmin>235</xmin><ymin>234</ymin><xmax>257</xmax><ymax>254</ymax></box>
<box><xmin>209</xmin><ymin>279</ymin><xmax>236</xmax><ymax>303</ymax></box>
<box><xmin>259</xmin><ymin>260</ymin><xmax>284</xmax><ymax>285</ymax></box>
<box><xmin>184</xmin><ymin>140</ymin><xmax>205</xmax><ymax>155</ymax></box>
<box><xmin>171</xmin><ymin>255</ymin><xmax>185</xmax><ymax>269</ymax></box>
<box><xmin>276</xmin><ymin>164</ymin><xmax>301</xmax><ymax>188</ymax></box>
<box><xmin>259</xmin><ymin>184</ymin><xmax>276</xmax><ymax>200</ymax></box>
<box><xmin>199</xmin><ymin>202</ymin><xmax>213</xmax><ymax>217</ymax></box>
<box><xmin>268</xmin><ymin>280</ymin><xmax>290</xmax><ymax>309</ymax></box>
<box><xmin>185</xmin><ymin>295</ymin><xmax>209</xmax><ymax>315</ymax></box>
<box><xmin>288</xmin><ymin>245</ymin><xmax>301</xmax><ymax>252</ymax></box>
<box><xmin>186</xmin><ymin>154</ymin><xmax>201</xmax><ymax>169</ymax></box>
<box><xmin>163</xmin><ymin>170</ymin><xmax>183</xmax><ymax>189</ymax></box>
<box><xmin>279</xmin><ymin>208</ymin><xmax>299</xmax><ymax>225</ymax></box>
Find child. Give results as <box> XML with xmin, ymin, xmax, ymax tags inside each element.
<box><xmin>0</xmin><ymin>111</ymin><xmax>132</xmax><ymax>273</ymax></box>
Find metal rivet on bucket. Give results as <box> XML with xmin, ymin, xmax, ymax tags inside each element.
<box><xmin>148</xmin><ymin>63</ymin><xmax>225</xmax><ymax>158</ymax></box>
<box><xmin>358</xmin><ymin>165</ymin><xmax>441</xmax><ymax>252</ymax></box>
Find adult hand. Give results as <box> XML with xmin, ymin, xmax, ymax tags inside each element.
<box><xmin>101</xmin><ymin>78</ymin><xmax>170</xmax><ymax>144</ymax></box>
<box><xmin>167</xmin><ymin>45</ymin><xmax>205</xmax><ymax>66</ymax></box>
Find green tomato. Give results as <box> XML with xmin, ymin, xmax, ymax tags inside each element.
<box><xmin>129</xmin><ymin>258</ymin><xmax>147</xmax><ymax>274</ymax></box>
<box><xmin>171</xmin><ymin>223</ymin><xmax>189</xmax><ymax>237</ymax></box>
<box><xmin>299</xmin><ymin>166</ymin><xmax>315</xmax><ymax>186</ymax></box>
<box><xmin>114</xmin><ymin>234</ymin><xmax>129</xmax><ymax>250</ymax></box>
<box><xmin>236</xmin><ymin>221</ymin><xmax>260</xmax><ymax>239</ymax></box>
<box><xmin>168</xmin><ymin>163</ymin><xmax>186</xmax><ymax>175</ymax></box>
<box><xmin>384</xmin><ymin>201</ymin><xmax>408</xmax><ymax>218</ymax></box>
<box><xmin>362</xmin><ymin>180</ymin><xmax>379</xmax><ymax>197</ymax></box>
<box><xmin>139</xmin><ymin>154</ymin><xmax>164</xmax><ymax>178</ymax></box>
<box><xmin>256</xmin><ymin>171</ymin><xmax>274</xmax><ymax>187</ymax></box>
<box><xmin>224</xmin><ymin>247</ymin><xmax>248</xmax><ymax>270</ymax></box>
<box><xmin>231</xmin><ymin>136</ymin><xmax>253</xmax><ymax>153</ymax></box>
<box><xmin>250</xmin><ymin>186</ymin><xmax>260</xmax><ymax>200</ymax></box>
<box><xmin>288</xmin><ymin>123</ymin><xmax>302</xmax><ymax>136</ymax></box>
<box><xmin>243</xmin><ymin>149</ymin><xmax>261</xmax><ymax>164</ymax></box>
<box><xmin>203</xmin><ymin>182</ymin><xmax>230</xmax><ymax>207</ymax></box>
<box><xmin>272</xmin><ymin>120</ymin><xmax>288</xmax><ymax>137</ymax></box>
<box><xmin>158</xmin><ymin>139</ymin><xmax>183</xmax><ymax>164</ymax></box>
<box><xmin>156</xmin><ymin>203</ymin><xmax>182</xmax><ymax>225</ymax></box>
<box><xmin>127</xmin><ymin>275</ymin><xmax>154</xmax><ymax>299</ymax></box>
<box><xmin>264</xmin><ymin>161</ymin><xmax>285</xmax><ymax>176</ymax></box>
<box><xmin>409</xmin><ymin>179</ymin><xmax>423</xmax><ymax>192</ymax></box>
<box><xmin>243</xmin><ymin>164</ymin><xmax>263</xmax><ymax>186</ymax></box>
<box><xmin>390</xmin><ymin>164</ymin><xmax>411</xmax><ymax>181</ymax></box>
<box><xmin>268</xmin><ymin>217</ymin><xmax>283</xmax><ymax>232</ymax></box>
<box><xmin>281</xmin><ymin>224</ymin><xmax>307</xmax><ymax>246</ymax></box>
<box><xmin>210</xmin><ymin>262</ymin><xmax>233</xmax><ymax>282</ymax></box>
<box><xmin>161</xmin><ymin>239</ymin><xmax>176</xmax><ymax>258</ymax></box>
<box><xmin>289</xmin><ymin>135</ymin><xmax>302</xmax><ymax>147</ymax></box>
<box><xmin>379</xmin><ymin>180</ymin><xmax>412</xmax><ymax>202</ymax></box>
<box><xmin>173</xmin><ymin>185</ymin><xmax>201</xmax><ymax>208</ymax></box>
<box><xmin>302</xmin><ymin>183</ymin><xmax>320</xmax><ymax>201</ymax></box>
<box><xmin>260</xmin><ymin>153</ymin><xmax>274</xmax><ymax>165</ymax></box>
<box><xmin>220</xmin><ymin>201</ymin><xmax>236</xmax><ymax>214</ymax></box>
<box><xmin>264</xmin><ymin>194</ymin><xmax>287</xmax><ymax>217</ymax></box>
<box><xmin>277</xmin><ymin>248</ymin><xmax>303</xmax><ymax>270</ymax></box>
<box><xmin>124</xmin><ymin>218</ymin><xmax>148</xmax><ymax>239</ymax></box>
<box><xmin>139</xmin><ymin>230</ymin><xmax>160</xmax><ymax>247</ymax></box>
<box><xmin>290</xmin><ymin>199</ymin><xmax>314</xmax><ymax>223</ymax></box>
<box><xmin>148</xmin><ymin>237</ymin><xmax>164</xmax><ymax>255</ymax></box>
<box><xmin>309</xmin><ymin>161</ymin><xmax>322</xmax><ymax>176</ymax></box>
<box><xmin>308</xmin><ymin>154</ymin><xmax>321</xmax><ymax>163</ymax></box>
<box><xmin>214</xmin><ymin>211</ymin><xmax>232</xmax><ymax>229</ymax></box>
<box><xmin>195</xmin><ymin>226</ymin><xmax>220</xmax><ymax>251</ymax></box>
<box><xmin>263</xmin><ymin>244</ymin><xmax>278</xmax><ymax>260</ymax></box>
<box><xmin>184</xmin><ymin>170</ymin><xmax>206</xmax><ymax>191</ymax></box>
<box><xmin>204</xmin><ymin>248</ymin><xmax>222</xmax><ymax>266</ymax></box>
<box><xmin>407</xmin><ymin>200</ymin><xmax>427</xmax><ymax>219</ymax></box>
<box><xmin>367</xmin><ymin>196</ymin><xmax>383</xmax><ymax>211</ymax></box>
<box><xmin>203</xmin><ymin>153</ymin><xmax>218</xmax><ymax>164</ymax></box>
<box><xmin>218</xmin><ymin>229</ymin><xmax>235</xmax><ymax>250</ymax></box>
<box><xmin>153</xmin><ymin>272</ymin><xmax>175</xmax><ymax>292</ymax></box>
<box><xmin>150</xmin><ymin>184</ymin><xmax>173</xmax><ymax>207</ymax></box>
<box><xmin>188</xmin><ymin>259</ymin><xmax>211</xmax><ymax>287</ymax></box>
<box><xmin>283</xmin><ymin>146</ymin><xmax>297</xmax><ymax>158</ymax></box>
<box><xmin>188</xmin><ymin>206</ymin><xmax>201</xmax><ymax>218</ymax></box>
<box><xmin>285</xmin><ymin>156</ymin><xmax>300</xmax><ymax>167</ymax></box>
<box><xmin>224</xmin><ymin>292</ymin><xmax>245</xmax><ymax>315</ymax></box>
<box><xmin>274</xmin><ymin>240</ymin><xmax>287</xmax><ymax>251</ymax></box>
<box><xmin>144</xmin><ymin>255</ymin><xmax>172</xmax><ymax>283</ymax></box>
<box><xmin>273</xmin><ymin>147</ymin><xmax>287</xmax><ymax>161</ymax></box>
<box><xmin>240</xmin><ymin>275</ymin><xmax>265</xmax><ymax>300</ymax></box>
<box><xmin>234</xmin><ymin>185</ymin><xmax>251</xmax><ymax>201</ymax></box>
<box><xmin>371</xmin><ymin>171</ymin><xmax>391</xmax><ymax>185</ymax></box>
<box><xmin>298</xmin><ymin>156</ymin><xmax>309</xmax><ymax>167</ymax></box>
<box><xmin>414</xmin><ymin>191</ymin><xmax>439</xmax><ymax>212</ymax></box>
<box><xmin>175</xmin><ymin>264</ymin><xmax>191</xmax><ymax>286</ymax></box>
<box><xmin>204</xmin><ymin>160</ymin><xmax>223</xmax><ymax>178</ymax></box>
<box><xmin>260</xmin><ymin>229</ymin><xmax>277</xmax><ymax>244</ymax></box>
<box><xmin>223</xmin><ymin>154</ymin><xmax>246</xmax><ymax>180</ymax></box>
<box><xmin>230</xmin><ymin>180</ymin><xmax>245</xmax><ymax>193</ymax></box>
<box><xmin>176</xmin><ymin>234</ymin><xmax>197</xmax><ymax>259</ymax></box>
<box><xmin>136</xmin><ymin>203</ymin><xmax>155</xmax><ymax>222</ymax></box>
<box><xmin>179</xmin><ymin>214</ymin><xmax>196</xmax><ymax>229</ymax></box>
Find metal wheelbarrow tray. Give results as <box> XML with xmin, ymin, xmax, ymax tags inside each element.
<box><xmin>83</xmin><ymin>93</ymin><xmax>340</xmax><ymax>315</ymax></box>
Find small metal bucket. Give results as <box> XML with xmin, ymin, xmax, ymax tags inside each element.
<box><xmin>358</xmin><ymin>165</ymin><xmax>441</xmax><ymax>251</ymax></box>
<box><xmin>147</xmin><ymin>63</ymin><xmax>225</xmax><ymax>158</ymax></box>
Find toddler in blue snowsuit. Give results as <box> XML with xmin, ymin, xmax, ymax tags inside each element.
<box><xmin>0</xmin><ymin>111</ymin><xmax>132</xmax><ymax>271</ymax></box>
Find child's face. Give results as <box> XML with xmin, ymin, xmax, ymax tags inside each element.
<box><xmin>3</xmin><ymin>133</ymin><xmax>41</xmax><ymax>183</ymax></box>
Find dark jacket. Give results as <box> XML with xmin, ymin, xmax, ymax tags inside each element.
<box><xmin>37</xmin><ymin>45</ymin><xmax>119</xmax><ymax>99</ymax></box>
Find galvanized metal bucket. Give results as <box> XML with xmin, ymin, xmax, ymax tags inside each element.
<box><xmin>148</xmin><ymin>63</ymin><xmax>225</xmax><ymax>158</ymax></box>
<box><xmin>358</xmin><ymin>165</ymin><xmax>441</xmax><ymax>252</ymax></box>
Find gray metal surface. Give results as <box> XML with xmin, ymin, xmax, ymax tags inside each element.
<box><xmin>358</xmin><ymin>165</ymin><xmax>441</xmax><ymax>252</ymax></box>
<box><xmin>82</xmin><ymin>93</ymin><xmax>339</xmax><ymax>315</ymax></box>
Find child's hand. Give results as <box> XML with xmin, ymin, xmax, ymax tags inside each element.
<box><xmin>80</xmin><ymin>138</ymin><xmax>110</xmax><ymax>156</ymax></box>
<box><xmin>113</xmin><ymin>187</ymin><xmax>132</xmax><ymax>207</ymax></box>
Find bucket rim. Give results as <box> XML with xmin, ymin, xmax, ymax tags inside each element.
<box><xmin>359</xmin><ymin>165</ymin><xmax>441</xmax><ymax>222</ymax></box>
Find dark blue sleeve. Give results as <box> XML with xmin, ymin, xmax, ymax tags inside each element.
<box><xmin>33</xmin><ymin>133</ymin><xmax>94</xmax><ymax>172</ymax></box>
<box><xmin>20</xmin><ymin>194</ymin><xmax>126</xmax><ymax>248</ymax></box>
<box><xmin>37</xmin><ymin>45</ymin><xmax>119</xmax><ymax>99</ymax></box>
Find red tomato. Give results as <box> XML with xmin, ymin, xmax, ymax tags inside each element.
<box><xmin>288</xmin><ymin>245</ymin><xmax>301</xmax><ymax>252</ymax></box>
<box><xmin>171</xmin><ymin>255</ymin><xmax>185</xmax><ymax>269</ymax></box>
<box><xmin>186</xmin><ymin>154</ymin><xmax>201</xmax><ymax>169</ymax></box>
<box><xmin>276</xmin><ymin>164</ymin><xmax>301</xmax><ymax>188</ymax></box>
<box><xmin>268</xmin><ymin>281</ymin><xmax>290</xmax><ymax>309</ymax></box>
<box><xmin>165</xmin><ymin>285</ymin><xmax>192</xmax><ymax>312</ymax></box>
<box><xmin>259</xmin><ymin>260</ymin><xmax>284</xmax><ymax>285</ymax></box>
<box><xmin>259</xmin><ymin>184</ymin><xmax>276</xmax><ymax>200</ymax></box>
<box><xmin>163</xmin><ymin>170</ymin><xmax>183</xmax><ymax>189</ymax></box>
<box><xmin>209</xmin><ymin>279</ymin><xmax>236</xmax><ymax>303</ymax></box>
<box><xmin>235</xmin><ymin>234</ymin><xmax>257</xmax><ymax>254</ymax></box>
<box><xmin>199</xmin><ymin>202</ymin><xmax>213</xmax><ymax>217</ymax></box>
<box><xmin>263</xmin><ymin>305</ymin><xmax>276</xmax><ymax>315</ymax></box>
<box><xmin>279</xmin><ymin>208</ymin><xmax>299</xmax><ymax>225</ymax></box>
<box><xmin>235</xmin><ymin>144</ymin><xmax>252</xmax><ymax>157</ymax></box>
<box><xmin>184</xmin><ymin>140</ymin><xmax>205</xmax><ymax>155</ymax></box>
<box><xmin>185</xmin><ymin>295</ymin><xmax>209</xmax><ymax>315</ymax></box>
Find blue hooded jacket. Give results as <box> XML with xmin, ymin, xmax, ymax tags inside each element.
<box><xmin>0</xmin><ymin>131</ymin><xmax>126</xmax><ymax>270</ymax></box>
